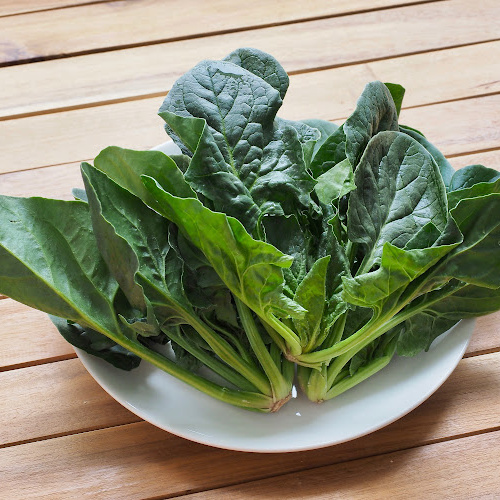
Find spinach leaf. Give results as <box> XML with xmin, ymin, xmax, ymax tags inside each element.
<box><xmin>314</xmin><ymin>158</ymin><xmax>356</xmax><ymax>205</ymax></box>
<box><xmin>344</xmin><ymin>81</ymin><xmax>399</xmax><ymax>168</ymax></box>
<box><xmin>50</xmin><ymin>316</ymin><xmax>141</xmax><ymax>370</ymax></box>
<box><xmin>142</xmin><ymin>176</ymin><xmax>303</xmax><ymax>320</ymax></box>
<box><xmin>0</xmin><ymin>195</ymin><xmax>120</xmax><ymax>336</ymax></box>
<box><xmin>223</xmin><ymin>47</ymin><xmax>289</xmax><ymax>99</ymax></box>
<box><xmin>347</xmin><ymin>131</ymin><xmax>449</xmax><ymax>272</ymax></box>
<box><xmin>400</xmin><ymin>125</ymin><xmax>455</xmax><ymax>189</ymax></box>
<box><xmin>159</xmin><ymin>59</ymin><xmax>315</xmax><ymax>232</ymax></box>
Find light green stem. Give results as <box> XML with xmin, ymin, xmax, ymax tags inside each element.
<box><xmin>93</xmin><ymin>323</ymin><xmax>273</xmax><ymax>411</ymax></box>
<box><xmin>165</xmin><ymin>326</ymin><xmax>258</xmax><ymax>392</ymax></box>
<box><xmin>235</xmin><ymin>298</ymin><xmax>291</xmax><ymax>401</ymax></box>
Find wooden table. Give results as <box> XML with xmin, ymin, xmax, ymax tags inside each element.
<box><xmin>1</xmin><ymin>0</ymin><xmax>500</xmax><ymax>498</ymax></box>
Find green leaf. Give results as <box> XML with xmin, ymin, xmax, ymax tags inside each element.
<box><xmin>447</xmin><ymin>176</ymin><xmax>500</xmax><ymax>210</ymax></box>
<box><xmin>81</xmin><ymin>163</ymin><xmax>172</xmax><ymax>314</ymax></box>
<box><xmin>315</xmin><ymin>158</ymin><xmax>356</xmax><ymax>205</ymax></box>
<box><xmin>142</xmin><ymin>176</ymin><xmax>304</xmax><ymax>321</ymax></box>
<box><xmin>92</xmin><ymin>147</ymin><xmax>196</xmax><ymax>211</ymax></box>
<box><xmin>436</xmin><ymin>194</ymin><xmax>500</xmax><ymax>288</ymax></box>
<box><xmin>347</xmin><ymin>131</ymin><xmax>449</xmax><ymax>271</ymax></box>
<box><xmin>223</xmin><ymin>47</ymin><xmax>289</xmax><ymax>99</ymax></box>
<box><xmin>301</xmin><ymin>119</ymin><xmax>339</xmax><ymax>160</ymax></box>
<box><xmin>159</xmin><ymin>59</ymin><xmax>315</xmax><ymax>232</ymax></box>
<box><xmin>292</xmin><ymin>256</ymin><xmax>330</xmax><ymax>346</ymax></box>
<box><xmin>276</xmin><ymin>117</ymin><xmax>321</xmax><ymax>167</ymax></box>
<box><xmin>450</xmin><ymin>164</ymin><xmax>500</xmax><ymax>191</ymax></box>
<box><xmin>426</xmin><ymin>283</ymin><xmax>500</xmax><ymax>319</ymax></box>
<box><xmin>384</xmin><ymin>82</ymin><xmax>405</xmax><ymax>117</ymax></box>
<box><xmin>400</xmin><ymin>125</ymin><xmax>455</xmax><ymax>189</ymax></box>
<box><xmin>344</xmin><ymin>81</ymin><xmax>399</xmax><ymax>167</ymax></box>
<box><xmin>50</xmin><ymin>316</ymin><xmax>141</xmax><ymax>370</ymax></box>
<box><xmin>342</xmin><ymin>237</ymin><xmax>460</xmax><ymax>309</ymax></box>
<box><xmin>309</xmin><ymin>125</ymin><xmax>347</xmax><ymax>178</ymax></box>
<box><xmin>0</xmin><ymin>195</ymin><xmax>120</xmax><ymax>336</ymax></box>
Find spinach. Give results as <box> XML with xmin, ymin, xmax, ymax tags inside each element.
<box><xmin>1</xmin><ymin>48</ymin><xmax>499</xmax><ymax>411</ymax></box>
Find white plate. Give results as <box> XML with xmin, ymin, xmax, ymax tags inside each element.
<box><xmin>77</xmin><ymin>141</ymin><xmax>474</xmax><ymax>452</ymax></box>
<box><xmin>76</xmin><ymin>319</ymin><xmax>473</xmax><ymax>453</ymax></box>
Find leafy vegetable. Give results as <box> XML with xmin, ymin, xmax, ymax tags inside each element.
<box><xmin>1</xmin><ymin>48</ymin><xmax>499</xmax><ymax>411</ymax></box>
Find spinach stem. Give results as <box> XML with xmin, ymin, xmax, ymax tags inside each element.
<box><xmin>235</xmin><ymin>297</ymin><xmax>292</xmax><ymax>401</ymax></box>
<box><xmin>165</xmin><ymin>326</ymin><xmax>258</xmax><ymax>392</ymax></box>
<box><xmin>94</xmin><ymin>323</ymin><xmax>273</xmax><ymax>411</ymax></box>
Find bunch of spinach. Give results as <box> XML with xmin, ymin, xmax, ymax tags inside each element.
<box><xmin>1</xmin><ymin>48</ymin><xmax>499</xmax><ymax>410</ymax></box>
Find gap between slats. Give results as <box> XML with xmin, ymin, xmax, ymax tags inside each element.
<box><xmin>0</xmin><ymin>0</ymin><xmax>448</xmax><ymax>67</ymax></box>
<box><xmin>1</xmin><ymin>39</ymin><xmax>498</xmax><ymax>122</ymax></box>
<box><xmin>1</xmin><ymin>352</ymin><xmax>500</xmax><ymax>498</ymax></box>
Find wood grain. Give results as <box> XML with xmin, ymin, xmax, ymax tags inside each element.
<box><xmin>1</xmin><ymin>351</ymin><xmax>499</xmax><ymax>498</ymax></box>
<box><xmin>0</xmin><ymin>299</ymin><xmax>74</xmax><ymax>371</ymax></box>
<box><xmin>467</xmin><ymin>312</ymin><xmax>500</xmax><ymax>357</ymax></box>
<box><xmin>1</xmin><ymin>91</ymin><xmax>499</xmax><ymax>175</ymax></box>
<box><xmin>183</xmin><ymin>431</ymin><xmax>500</xmax><ymax>499</ymax></box>
<box><xmin>0</xmin><ymin>0</ymin><xmax>441</xmax><ymax>64</ymax></box>
<box><xmin>0</xmin><ymin>0</ymin><xmax>112</xmax><ymax>18</ymax></box>
<box><xmin>450</xmin><ymin>149</ymin><xmax>500</xmax><ymax>170</ymax></box>
<box><xmin>0</xmin><ymin>358</ymin><xmax>140</xmax><ymax>447</ymax></box>
<box><xmin>2</xmin><ymin>33</ymin><xmax>499</xmax><ymax>120</ymax></box>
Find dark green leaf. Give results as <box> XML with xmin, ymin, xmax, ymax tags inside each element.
<box><xmin>347</xmin><ymin>131</ymin><xmax>449</xmax><ymax>271</ymax></box>
<box><xmin>309</xmin><ymin>125</ymin><xmax>347</xmax><ymax>178</ymax></box>
<box><xmin>224</xmin><ymin>47</ymin><xmax>289</xmax><ymax>99</ymax></box>
<box><xmin>384</xmin><ymin>82</ymin><xmax>405</xmax><ymax>117</ymax></box>
<box><xmin>92</xmin><ymin>147</ymin><xmax>196</xmax><ymax>211</ymax></box>
<box><xmin>159</xmin><ymin>60</ymin><xmax>315</xmax><ymax>231</ymax></box>
<box><xmin>400</xmin><ymin>125</ymin><xmax>455</xmax><ymax>189</ymax></box>
<box><xmin>142</xmin><ymin>176</ymin><xmax>304</xmax><ymax>320</ymax></box>
<box><xmin>344</xmin><ymin>81</ymin><xmax>399</xmax><ymax>167</ymax></box>
<box><xmin>436</xmin><ymin>194</ymin><xmax>500</xmax><ymax>288</ymax></box>
<box><xmin>50</xmin><ymin>316</ymin><xmax>141</xmax><ymax>371</ymax></box>
<box><xmin>0</xmin><ymin>195</ymin><xmax>120</xmax><ymax>335</ymax></box>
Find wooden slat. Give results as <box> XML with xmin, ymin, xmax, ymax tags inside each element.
<box><xmin>0</xmin><ymin>0</ymin><xmax>109</xmax><ymax>18</ymax></box>
<box><xmin>450</xmin><ymin>149</ymin><xmax>500</xmax><ymax>170</ymax></box>
<box><xmin>183</xmin><ymin>431</ymin><xmax>500</xmax><ymax>499</ymax></box>
<box><xmin>1</xmin><ymin>91</ymin><xmax>499</xmax><ymax>175</ymax></box>
<box><xmin>0</xmin><ymin>358</ymin><xmax>139</xmax><ymax>447</ymax></box>
<box><xmin>0</xmin><ymin>0</ymin><xmax>440</xmax><ymax>64</ymax></box>
<box><xmin>2</xmin><ymin>32</ymin><xmax>499</xmax><ymax>120</ymax></box>
<box><xmin>0</xmin><ymin>299</ymin><xmax>74</xmax><ymax>371</ymax></box>
<box><xmin>399</xmin><ymin>95</ymin><xmax>500</xmax><ymax>157</ymax></box>
<box><xmin>1</xmin><ymin>351</ymin><xmax>499</xmax><ymax>498</ymax></box>
<box><xmin>467</xmin><ymin>312</ymin><xmax>500</xmax><ymax>357</ymax></box>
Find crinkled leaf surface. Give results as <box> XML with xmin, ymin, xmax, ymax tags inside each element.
<box><xmin>159</xmin><ymin>59</ymin><xmax>315</xmax><ymax>232</ymax></box>
<box><xmin>347</xmin><ymin>131</ymin><xmax>449</xmax><ymax>270</ymax></box>
<box><xmin>344</xmin><ymin>81</ymin><xmax>399</xmax><ymax>167</ymax></box>
<box><xmin>223</xmin><ymin>47</ymin><xmax>289</xmax><ymax>99</ymax></box>
<box><xmin>400</xmin><ymin>125</ymin><xmax>455</xmax><ymax>189</ymax></box>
